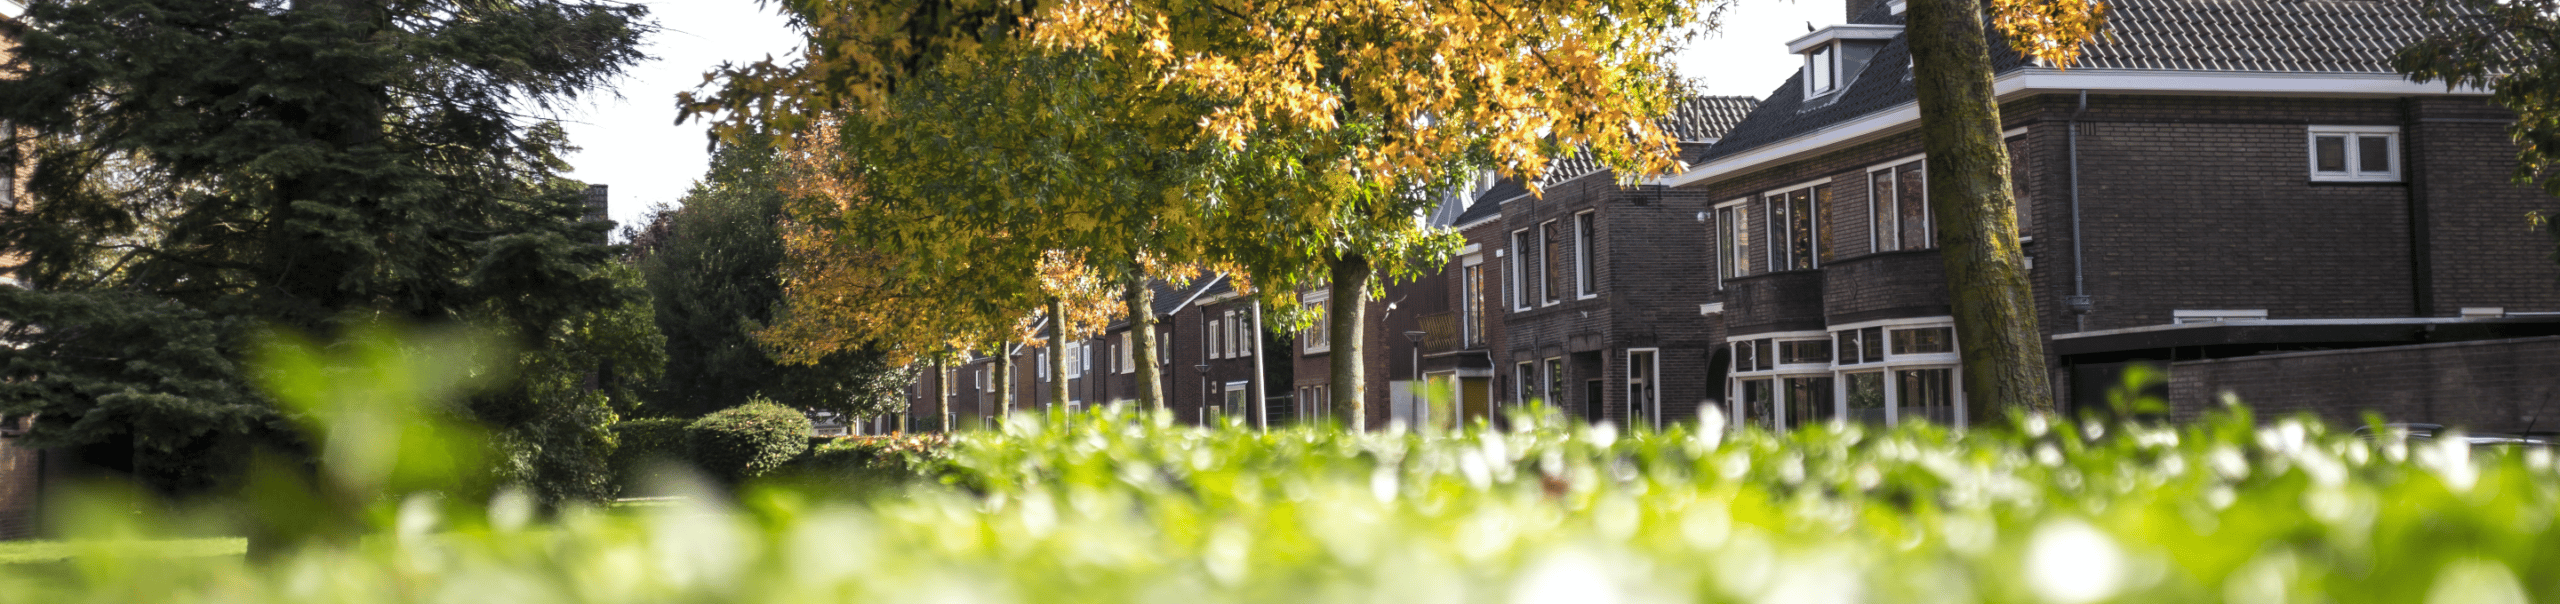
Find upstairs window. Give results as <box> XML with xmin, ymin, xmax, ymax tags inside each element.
<box><xmin>1461</xmin><ymin>260</ymin><xmax>1486</xmax><ymax>347</ymax></box>
<box><xmin>1574</xmin><ymin>211</ymin><xmax>1597</xmax><ymax>298</ymax></box>
<box><xmin>1509</xmin><ymin>229</ymin><xmax>1535</xmax><ymax>311</ymax></box>
<box><xmin>1869</xmin><ymin>158</ymin><xmax>1931</xmax><ymax>253</ymax></box>
<box><xmin>1542</xmin><ymin>219</ymin><xmax>1563</xmax><ymax>305</ymax></box>
<box><xmin>2308</xmin><ymin>126</ymin><xmax>2400</xmax><ymax>182</ymax></box>
<box><xmin>1764</xmin><ymin>181</ymin><xmax>1829</xmax><ymax>272</ymax></box>
<box><xmin>1805</xmin><ymin>43</ymin><xmax>1840</xmax><ymax>97</ymax></box>
<box><xmin>1716</xmin><ymin>199</ymin><xmax>1753</xmax><ymax>285</ymax></box>
<box><xmin>1302</xmin><ymin>291</ymin><xmax>1331</xmax><ymax>354</ymax></box>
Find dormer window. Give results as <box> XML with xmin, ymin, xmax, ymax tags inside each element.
<box><xmin>1788</xmin><ymin>24</ymin><xmax>1902</xmax><ymax>100</ymax></box>
<box><xmin>1806</xmin><ymin>44</ymin><xmax>1840</xmax><ymax>97</ymax></box>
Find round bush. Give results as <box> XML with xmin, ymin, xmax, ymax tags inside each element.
<box><xmin>685</xmin><ymin>398</ymin><xmax>812</xmax><ymax>482</ymax></box>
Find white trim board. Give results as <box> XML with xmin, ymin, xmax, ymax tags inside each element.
<box><xmin>1654</xmin><ymin>69</ymin><xmax>2489</xmax><ymax>189</ymax></box>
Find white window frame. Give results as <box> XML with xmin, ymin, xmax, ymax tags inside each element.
<box><xmin>1803</xmin><ymin>41</ymin><xmax>1841</xmax><ymax>97</ymax></box>
<box><xmin>1509</xmin><ymin>229</ymin><xmax>1534</xmax><ymax>311</ymax></box>
<box><xmin>1515</xmin><ymin>360</ymin><xmax>1537</xmax><ymax>406</ymax></box>
<box><xmin>1037</xmin><ymin>350</ymin><xmax>1049</xmax><ymax>380</ymax></box>
<box><xmin>1065</xmin><ymin>342</ymin><xmax>1084</xmax><ymax>379</ymax></box>
<box><xmin>1117</xmin><ymin>332</ymin><xmax>1134</xmax><ymax>374</ymax></box>
<box><xmin>1237</xmin><ymin>310</ymin><xmax>1254</xmax><ymax>357</ymax></box>
<box><xmin>1302</xmin><ymin>292</ymin><xmax>1331</xmax><ymax>354</ymax></box>
<box><xmin>1460</xmin><ymin>257</ymin><xmax>1485</xmax><ymax>347</ymax></box>
<box><xmin>1208</xmin><ymin>318</ymin><xmax>1223</xmax><ymax>359</ymax></box>
<box><xmin>1763</xmin><ymin>178</ymin><xmax>1831</xmax><ymax>272</ymax></box>
<box><xmin>1815</xmin><ymin>317</ymin><xmax>1967</xmax><ymax>430</ymax></box>
<box><xmin>1715</xmin><ymin>198</ymin><xmax>1752</xmax><ymax>287</ymax></box>
<box><xmin>2307</xmin><ymin>126</ymin><xmax>2401</xmax><ymax>182</ymax></box>
<box><xmin>1574</xmin><ymin>210</ymin><xmax>1598</xmax><ymax>299</ymax></box>
<box><xmin>1626</xmin><ymin>348</ymin><xmax>1660</xmax><ymax>429</ymax></box>
<box><xmin>1866</xmin><ymin>154</ymin><xmax>1930</xmax><ymax>253</ymax></box>
<box><xmin>1539</xmin><ymin>220</ymin><xmax>1561</xmax><ymax>306</ymax></box>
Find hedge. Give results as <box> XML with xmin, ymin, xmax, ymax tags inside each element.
<box><xmin>684</xmin><ymin>397</ymin><xmax>811</xmax><ymax>483</ymax></box>
<box><xmin>607</xmin><ymin>417</ymin><xmax>691</xmax><ymax>493</ymax></box>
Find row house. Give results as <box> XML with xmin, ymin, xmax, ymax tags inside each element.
<box><xmin>895</xmin><ymin>0</ymin><xmax>2560</xmax><ymax>434</ymax></box>
<box><xmin>1671</xmin><ymin>0</ymin><xmax>2560</xmax><ymax>431</ymax></box>
<box><xmin>906</xmin><ymin>276</ymin><xmax>1295</xmax><ymax>429</ymax></box>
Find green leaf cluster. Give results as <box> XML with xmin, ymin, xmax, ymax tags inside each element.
<box><xmin>683</xmin><ymin>397</ymin><xmax>813</xmax><ymax>484</ymax></box>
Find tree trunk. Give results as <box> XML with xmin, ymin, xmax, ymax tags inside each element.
<box><xmin>1328</xmin><ymin>253</ymin><xmax>1371</xmax><ymax>430</ymax></box>
<box><xmin>1048</xmin><ymin>297</ymin><xmax>1070</xmax><ymax>413</ymax></box>
<box><xmin>1906</xmin><ymin>0</ymin><xmax>2055</xmax><ymax>418</ymax></box>
<box><xmin>935</xmin><ymin>359</ymin><xmax>952</xmax><ymax>431</ymax></box>
<box><xmin>1124</xmin><ymin>272</ymin><xmax>1164</xmax><ymax>410</ymax></box>
<box><xmin>990</xmin><ymin>345</ymin><xmax>1012</xmax><ymax>423</ymax></box>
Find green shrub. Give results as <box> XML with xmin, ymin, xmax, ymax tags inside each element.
<box><xmin>772</xmin><ymin>434</ymin><xmax>949</xmax><ymax>493</ymax></box>
<box><xmin>684</xmin><ymin>398</ymin><xmax>811</xmax><ymax>482</ymax></box>
<box><xmin>607</xmin><ymin>418</ymin><xmax>692</xmax><ymax>492</ymax></box>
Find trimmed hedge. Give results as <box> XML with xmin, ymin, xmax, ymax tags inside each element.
<box><xmin>685</xmin><ymin>398</ymin><xmax>811</xmax><ymax>482</ymax></box>
<box><xmin>773</xmin><ymin>434</ymin><xmax>950</xmax><ymax>493</ymax></box>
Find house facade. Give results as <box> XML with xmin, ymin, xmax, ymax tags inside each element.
<box><xmin>1669</xmin><ymin>0</ymin><xmax>2560</xmax><ymax>431</ymax></box>
<box><xmin>886</xmin><ymin>0</ymin><xmax>2560</xmax><ymax>434</ymax></box>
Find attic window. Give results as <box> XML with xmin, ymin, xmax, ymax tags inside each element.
<box><xmin>1805</xmin><ymin>43</ymin><xmax>1840</xmax><ymax>97</ymax></box>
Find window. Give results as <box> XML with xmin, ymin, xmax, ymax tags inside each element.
<box><xmin>1716</xmin><ymin>199</ymin><xmax>1753</xmax><ymax>285</ymax></box>
<box><xmin>1224</xmin><ymin>310</ymin><xmax>1239</xmax><ymax>358</ymax></box>
<box><xmin>1117</xmin><ymin>333</ymin><xmax>1134</xmax><ymax>374</ymax></box>
<box><xmin>1845</xmin><ymin>371</ymin><xmax>1887</xmax><ymax>425</ymax></box>
<box><xmin>1778</xmin><ymin>339</ymin><xmax>1832</xmax><ymax>365</ymax></box>
<box><xmin>1868</xmin><ymin>159</ymin><xmax>1930</xmax><ymax>253</ymax></box>
<box><xmin>1509</xmin><ymin>230</ymin><xmax>1533</xmax><ymax>311</ymax></box>
<box><xmin>1038</xmin><ymin>350</ymin><xmax>1049</xmax><ymax>380</ymax></box>
<box><xmin>1889</xmin><ymin>327</ymin><xmax>1954</xmax><ymax>355</ymax></box>
<box><xmin>1208</xmin><ymin>318</ymin><xmax>1223</xmax><ymax>359</ymax></box>
<box><xmin>1627</xmin><ymin>349</ymin><xmax>1659</xmax><ymax>428</ymax></box>
<box><xmin>1765</xmin><ymin>182</ymin><xmax>1829</xmax><ymax>271</ymax></box>
<box><xmin>1783</xmin><ymin>376</ymin><xmax>1835</xmax><ymax>428</ymax></box>
<box><xmin>1735</xmin><ymin>378</ymin><xmax>1775</xmax><ymax>429</ymax></box>
<box><xmin>1516</xmin><ymin>361</ymin><xmax>1537</xmax><ymax>405</ymax></box>
<box><xmin>1835</xmin><ymin>327</ymin><xmax>1886</xmax><ymax>365</ymax></box>
<box><xmin>1574</xmin><ymin>211</ymin><xmax>1597</xmax><ymax>298</ymax></box>
<box><xmin>1805</xmin><ymin>43</ymin><xmax>1839</xmax><ymax>97</ymax></box>
<box><xmin>1065</xmin><ymin>342</ymin><xmax>1084</xmax><ymax>379</ymax></box>
<box><xmin>1461</xmin><ymin>260</ymin><xmax>1486</xmax><ymax>347</ymax></box>
<box><xmin>1896</xmin><ymin>368</ymin><xmax>1957</xmax><ymax>424</ymax></box>
<box><xmin>1544</xmin><ymin>358</ymin><xmax>1565</xmax><ymax>407</ymax></box>
<box><xmin>1161</xmin><ymin>331</ymin><xmax>1171</xmax><ymax>366</ymax></box>
<box><xmin>1302</xmin><ymin>293</ymin><xmax>1331</xmax><ymax>353</ymax></box>
<box><xmin>1</xmin><ymin>120</ymin><xmax>16</xmax><ymax>211</ymax></box>
<box><xmin>1542</xmin><ymin>220</ymin><xmax>1562</xmax><ymax>305</ymax></box>
<box><xmin>1732</xmin><ymin>339</ymin><xmax>1774</xmax><ymax>372</ymax></box>
<box><xmin>2308</xmin><ymin>126</ymin><xmax>2400</xmax><ymax>182</ymax></box>
<box><xmin>1236</xmin><ymin>310</ymin><xmax>1253</xmax><ymax>357</ymax></box>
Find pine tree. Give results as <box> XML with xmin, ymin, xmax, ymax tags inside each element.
<box><xmin>0</xmin><ymin>0</ymin><xmax>653</xmax><ymax>498</ymax></box>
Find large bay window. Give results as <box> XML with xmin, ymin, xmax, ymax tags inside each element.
<box><xmin>1729</xmin><ymin>319</ymin><xmax>1965</xmax><ymax>430</ymax></box>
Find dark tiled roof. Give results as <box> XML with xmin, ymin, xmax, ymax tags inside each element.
<box><xmin>1697</xmin><ymin>0</ymin><xmax>2432</xmax><ymax>166</ymax></box>
<box><xmin>1456</xmin><ymin>179</ymin><xmax>1526</xmax><ymax>224</ymax></box>
<box><xmin>1543</xmin><ymin>95</ymin><xmax>1762</xmax><ymax>186</ymax></box>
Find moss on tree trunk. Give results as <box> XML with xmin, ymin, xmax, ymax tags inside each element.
<box><xmin>1328</xmin><ymin>253</ymin><xmax>1371</xmax><ymax>430</ymax></box>
<box><xmin>1906</xmin><ymin>0</ymin><xmax>2055</xmax><ymax>417</ymax></box>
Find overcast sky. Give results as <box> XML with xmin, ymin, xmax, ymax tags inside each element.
<box><xmin>556</xmin><ymin>0</ymin><xmax>1847</xmax><ymax>229</ymax></box>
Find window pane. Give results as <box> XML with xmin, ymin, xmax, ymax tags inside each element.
<box><xmin>1517</xmin><ymin>363</ymin><xmax>1536</xmax><ymax>404</ymax></box>
<box><xmin>1870</xmin><ymin>169</ymin><xmax>1897</xmax><ymax>253</ymax></box>
<box><xmin>1780</xmin><ymin>339</ymin><xmax>1831</xmax><ymax>365</ymax></box>
<box><xmin>1545</xmin><ymin>359</ymin><xmax>1565</xmax><ymax>404</ymax></box>
<box><xmin>1835</xmin><ymin>331</ymin><xmax>1859</xmax><ymax>364</ymax></box>
<box><xmin>1810</xmin><ymin>47</ymin><xmax>1834</xmax><ymax>92</ymax></box>
<box><xmin>2314</xmin><ymin>135</ymin><xmax>2346</xmax><ymax>172</ymax></box>
<box><xmin>1860</xmin><ymin>327</ymin><xmax>1885</xmax><ymax>361</ymax></box>
<box><xmin>1846</xmin><ymin>372</ymin><xmax>1887</xmax><ymax>425</ymax></box>
<box><xmin>2358</xmin><ymin>135</ymin><xmax>2391</xmax><ymax>174</ymax></box>
<box><xmin>1576</xmin><ymin>213</ymin><xmax>1595</xmax><ymax>295</ymax></box>
<box><xmin>1544</xmin><ymin>221</ymin><xmax>1562</xmax><ymax>304</ymax></box>
<box><xmin>1784</xmin><ymin>377</ymin><xmax>1835</xmax><ymax>428</ymax></box>
<box><xmin>1895</xmin><ymin>368</ymin><xmax>1956</xmax><ymax>425</ymax></box>
<box><xmin>1753</xmin><ymin>339</ymin><xmax>1775</xmax><ymax>371</ymax></box>
<box><xmin>1789</xmin><ymin>189</ymin><xmax>1816</xmax><ymax>269</ymax></box>
<box><xmin>1717</xmin><ymin>208</ymin><xmax>1737</xmax><ymax>280</ymax></box>
<box><xmin>1889</xmin><ymin>327</ymin><xmax>1954</xmax><ymax>355</ymax></box>
<box><xmin>1897</xmin><ymin>161</ymin><xmax>1928</xmax><ymax>249</ymax></box>
<box><xmin>1739</xmin><ymin>378</ymin><xmax>1775</xmax><ymax>429</ymax></box>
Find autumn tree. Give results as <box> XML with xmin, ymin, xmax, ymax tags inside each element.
<box><xmin>2395</xmin><ymin>0</ymin><xmax>2560</xmax><ymax>268</ymax></box>
<box><xmin>690</xmin><ymin>0</ymin><xmax>1715</xmax><ymax>429</ymax></box>
<box><xmin>1903</xmin><ymin>0</ymin><xmax>2104</xmax><ymax>417</ymax></box>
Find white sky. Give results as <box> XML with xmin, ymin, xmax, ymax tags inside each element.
<box><xmin>556</xmin><ymin>0</ymin><xmax>1847</xmax><ymax>229</ymax></box>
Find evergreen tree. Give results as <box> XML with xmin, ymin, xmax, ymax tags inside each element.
<box><xmin>0</xmin><ymin>0</ymin><xmax>652</xmax><ymax>498</ymax></box>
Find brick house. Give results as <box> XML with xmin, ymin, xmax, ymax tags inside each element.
<box><xmin>900</xmin><ymin>277</ymin><xmax>1238</xmax><ymax>430</ymax></box>
<box><xmin>1664</xmin><ymin>0</ymin><xmax>2560</xmax><ymax>431</ymax></box>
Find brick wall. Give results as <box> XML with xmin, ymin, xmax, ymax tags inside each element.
<box><xmin>0</xmin><ymin>434</ymin><xmax>41</xmax><ymax>540</ymax></box>
<box><xmin>2165</xmin><ymin>336</ymin><xmax>2560</xmax><ymax>432</ymax></box>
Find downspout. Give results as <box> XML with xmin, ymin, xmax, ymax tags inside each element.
<box><xmin>2066</xmin><ymin>90</ymin><xmax>2092</xmax><ymax>332</ymax></box>
<box><xmin>2403</xmin><ymin>98</ymin><xmax>2434</xmax><ymax>317</ymax></box>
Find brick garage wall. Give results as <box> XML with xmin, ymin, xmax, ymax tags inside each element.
<box><xmin>2165</xmin><ymin>336</ymin><xmax>2560</xmax><ymax>431</ymax></box>
<box><xmin>1821</xmin><ymin>250</ymin><xmax>1950</xmax><ymax>325</ymax></box>
<box><xmin>2410</xmin><ymin>98</ymin><xmax>2560</xmax><ymax>316</ymax></box>
<box><xmin>2071</xmin><ymin>95</ymin><xmax>2416</xmax><ymax>329</ymax></box>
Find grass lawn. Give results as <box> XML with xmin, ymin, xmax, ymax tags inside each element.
<box><xmin>0</xmin><ymin>537</ymin><xmax>246</xmax><ymax>565</ymax></box>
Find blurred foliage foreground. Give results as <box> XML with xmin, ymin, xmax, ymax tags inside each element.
<box><xmin>4</xmin><ymin>330</ymin><xmax>2556</xmax><ymax>604</ymax></box>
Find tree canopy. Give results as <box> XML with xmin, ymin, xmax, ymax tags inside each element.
<box><xmin>0</xmin><ymin>0</ymin><xmax>654</xmax><ymax>497</ymax></box>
